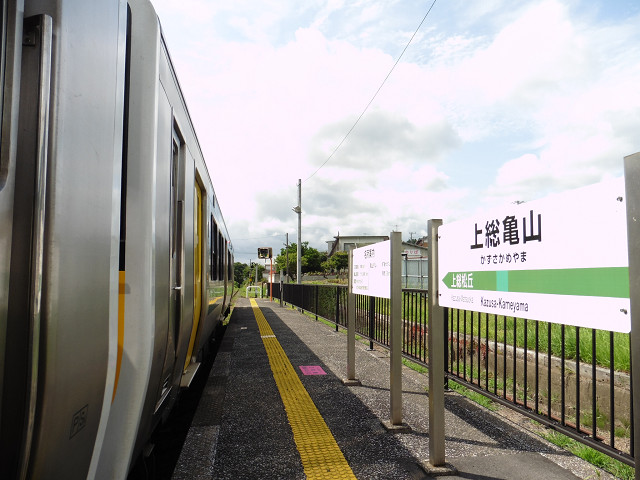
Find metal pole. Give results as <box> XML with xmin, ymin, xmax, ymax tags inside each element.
<box><xmin>623</xmin><ymin>153</ymin><xmax>640</xmax><ymax>480</ymax></box>
<box><xmin>297</xmin><ymin>179</ymin><xmax>302</xmax><ymax>284</ymax></box>
<box><xmin>269</xmin><ymin>257</ymin><xmax>273</xmax><ymax>302</ymax></box>
<box><xmin>427</xmin><ymin>219</ymin><xmax>446</xmax><ymax>467</ymax></box>
<box><xmin>343</xmin><ymin>249</ymin><xmax>360</xmax><ymax>385</ymax></box>
<box><xmin>389</xmin><ymin>231</ymin><xmax>404</xmax><ymax>426</ymax></box>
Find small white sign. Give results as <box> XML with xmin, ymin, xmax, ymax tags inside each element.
<box><xmin>438</xmin><ymin>178</ymin><xmax>630</xmax><ymax>332</ymax></box>
<box><xmin>351</xmin><ymin>240</ymin><xmax>391</xmax><ymax>299</ymax></box>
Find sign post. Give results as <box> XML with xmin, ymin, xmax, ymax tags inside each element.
<box><xmin>623</xmin><ymin>153</ymin><xmax>640</xmax><ymax>480</ymax></box>
<box><xmin>343</xmin><ymin>250</ymin><xmax>360</xmax><ymax>386</ymax></box>
<box><xmin>387</xmin><ymin>231</ymin><xmax>406</xmax><ymax>429</ymax></box>
<box><xmin>351</xmin><ymin>234</ymin><xmax>409</xmax><ymax>430</ymax></box>
<box><xmin>426</xmin><ymin>219</ymin><xmax>447</xmax><ymax>469</ymax></box>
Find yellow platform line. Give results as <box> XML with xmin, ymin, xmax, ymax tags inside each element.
<box><xmin>249</xmin><ymin>299</ymin><xmax>357</xmax><ymax>480</ymax></box>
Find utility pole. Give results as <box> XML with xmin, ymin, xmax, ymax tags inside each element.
<box><xmin>297</xmin><ymin>180</ymin><xmax>302</xmax><ymax>284</ymax></box>
<box><xmin>292</xmin><ymin>179</ymin><xmax>302</xmax><ymax>284</ymax></box>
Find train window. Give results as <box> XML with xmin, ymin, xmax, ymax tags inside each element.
<box><xmin>211</xmin><ymin>218</ymin><xmax>218</xmax><ymax>280</ymax></box>
<box><xmin>0</xmin><ymin>1</ymin><xmax>7</xmax><ymax>188</ymax></box>
<box><xmin>218</xmin><ymin>232</ymin><xmax>224</xmax><ymax>280</ymax></box>
<box><xmin>171</xmin><ymin>138</ymin><xmax>179</xmax><ymax>258</ymax></box>
<box><xmin>209</xmin><ymin>215</ymin><xmax>213</xmax><ymax>279</ymax></box>
<box><xmin>0</xmin><ymin>0</ymin><xmax>5</xmax><ymax>124</ymax></box>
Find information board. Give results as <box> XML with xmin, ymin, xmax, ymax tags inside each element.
<box><xmin>351</xmin><ymin>240</ymin><xmax>391</xmax><ymax>299</ymax></box>
<box><xmin>438</xmin><ymin>177</ymin><xmax>630</xmax><ymax>332</ymax></box>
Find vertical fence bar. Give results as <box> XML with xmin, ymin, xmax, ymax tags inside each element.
<box><xmin>576</xmin><ymin>327</ymin><xmax>581</xmax><ymax>433</ymax></box>
<box><xmin>478</xmin><ymin>314</ymin><xmax>482</xmax><ymax>387</ymax></box>
<box><xmin>449</xmin><ymin>310</ymin><xmax>454</xmax><ymax>374</ymax></box>
<box><xmin>485</xmin><ymin>314</ymin><xmax>489</xmax><ymax>390</ymax></box>
<box><xmin>444</xmin><ymin>307</ymin><xmax>449</xmax><ymax>391</ymax></box>
<box><xmin>415</xmin><ymin>293</ymin><xmax>419</xmax><ymax>360</ymax></box>
<box><xmin>524</xmin><ymin>319</ymin><xmax>528</xmax><ymax>408</ymax></box>
<box><xmin>369</xmin><ymin>296</ymin><xmax>375</xmax><ymax>350</ymax></box>
<box><xmin>535</xmin><ymin>321</ymin><xmax>539</xmax><ymax>414</ymax></box>
<box><xmin>423</xmin><ymin>293</ymin><xmax>428</xmax><ymax>365</ymax></box>
<box><xmin>464</xmin><ymin>311</ymin><xmax>468</xmax><ymax>381</ymax></box>
<box><xmin>376</xmin><ymin>297</ymin><xmax>381</xmax><ymax>344</ymax></box>
<box><xmin>456</xmin><ymin>310</ymin><xmax>461</xmax><ymax>378</ymax></box>
<box><xmin>503</xmin><ymin>316</ymin><xmax>507</xmax><ymax>400</ymax></box>
<box><xmin>469</xmin><ymin>312</ymin><xmax>475</xmax><ymax>383</ymax></box>
<box><xmin>547</xmin><ymin>323</ymin><xmax>552</xmax><ymax>419</ymax></box>
<box><xmin>630</xmin><ymin>333</ymin><xmax>634</xmax><ymax>458</ymax></box>
<box><xmin>335</xmin><ymin>287</ymin><xmax>340</xmax><ymax>331</ymax></box>
<box><xmin>561</xmin><ymin>324</ymin><xmax>566</xmax><ymax>425</ymax></box>
<box><xmin>513</xmin><ymin>319</ymin><xmax>517</xmax><ymax>403</ymax></box>
<box><xmin>403</xmin><ymin>292</ymin><xmax>408</xmax><ymax>356</ymax></box>
<box><xmin>494</xmin><ymin>315</ymin><xmax>498</xmax><ymax>396</ymax></box>
<box><xmin>592</xmin><ymin>330</ymin><xmax>597</xmax><ymax>440</ymax></box>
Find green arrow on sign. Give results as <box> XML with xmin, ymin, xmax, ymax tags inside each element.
<box><xmin>442</xmin><ymin>267</ymin><xmax>630</xmax><ymax>299</ymax></box>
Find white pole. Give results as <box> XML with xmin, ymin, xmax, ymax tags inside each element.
<box><xmin>296</xmin><ymin>179</ymin><xmax>302</xmax><ymax>284</ymax></box>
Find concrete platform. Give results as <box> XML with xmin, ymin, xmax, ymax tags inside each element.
<box><xmin>173</xmin><ymin>298</ymin><xmax>616</xmax><ymax>479</ymax></box>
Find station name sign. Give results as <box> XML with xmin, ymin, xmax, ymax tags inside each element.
<box><xmin>351</xmin><ymin>240</ymin><xmax>391</xmax><ymax>299</ymax></box>
<box><xmin>438</xmin><ymin>178</ymin><xmax>630</xmax><ymax>333</ymax></box>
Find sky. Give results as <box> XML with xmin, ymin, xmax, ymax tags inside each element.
<box><xmin>149</xmin><ymin>0</ymin><xmax>640</xmax><ymax>265</ymax></box>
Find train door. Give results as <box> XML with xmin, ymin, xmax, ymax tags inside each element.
<box><xmin>157</xmin><ymin>126</ymin><xmax>183</xmax><ymax>410</ymax></box>
<box><xmin>183</xmin><ymin>180</ymin><xmax>203</xmax><ymax>373</ymax></box>
<box><xmin>0</xmin><ymin>3</ymin><xmax>33</xmax><ymax>477</ymax></box>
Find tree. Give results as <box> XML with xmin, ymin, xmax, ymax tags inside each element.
<box><xmin>274</xmin><ymin>242</ymin><xmax>327</xmax><ymax>279</ymax></box>
<box><xmin>247</xmin><ymin>262</ymin><xmax>265</xmax><ymax>284</ymax></box>
<box><xmin>233</xmin><ymin>262</ymin><xmax>250</xmax><ymax>286</ymax></box>
<box><xmin>322</xmin><ymin>251</ymin><xmax>349</xmax><ymax>274</ymax></box>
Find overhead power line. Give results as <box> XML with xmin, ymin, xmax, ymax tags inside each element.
<box><xmin>304</xmin><ymin>0</ymin><xmax>438</xmax><ymax>183</ymax></box>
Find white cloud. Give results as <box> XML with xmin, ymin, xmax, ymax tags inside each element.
<box><xmin>148</xmin><ymin>0</ymin><xmax>640</xmax><ymax>262</ymax></box>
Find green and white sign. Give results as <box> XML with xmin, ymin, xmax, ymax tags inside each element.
<box><xmin>438</xmin><ymin>178</ymin><xmax>630</xmax><ymax>332</ymax></box>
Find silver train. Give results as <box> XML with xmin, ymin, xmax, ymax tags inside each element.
<box><xmin>0</xmin><ymin>0</ymin><xmax>234</xmax><ymax>478</ymax></box>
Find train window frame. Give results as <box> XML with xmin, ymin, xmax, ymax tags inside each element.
<box><xmin>170</xmin><ymin>135</ymin><xmax>179</xmax><ymax>258</ymax></box>
<box><xmin>0</xmin><ymin>0</ymin><xmax>5</xmax><ymax>119</ymax></box>
<box><xmin>218</xmin><ymin>231</ymin><xmax>224</xmax><ymax>280</ymax></box>
<box><xmin>211</xmin><ymin>216</ymin><xmax>218</xmax><ymax>280</ymax></box>
<box><xmin>0</xmin><ymin>1</ymin><xmax>7</xmax><ymax>188</ymax></box>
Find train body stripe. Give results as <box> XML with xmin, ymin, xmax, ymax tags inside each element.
<box><xmin>112</xmin><ymin>270</ymin><xmax>126</xmax><ymax>403</ymax></box>
<box><xmin>249</xmin><ymin>299</ymin><xmax>356</xmax><ymax>479</ymax></box>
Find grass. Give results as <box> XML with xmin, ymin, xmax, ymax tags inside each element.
<box><xmin>542</xmin><ymin>431</ymin><xmax>635</xmax><ymax>480</ymax></box>
<box><xmin>447</xmin><ymin>381</ymin><xmax>499</xmax><ymax>411</ymax></box>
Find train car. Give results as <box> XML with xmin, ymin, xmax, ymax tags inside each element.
<box><xmin>0</xmin><ymin>1</ymin><xmax>233</xmax><ymax>478</ymax></box>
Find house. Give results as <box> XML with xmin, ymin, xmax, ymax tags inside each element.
<box><xmin>326</xmin><ymin>234</ymin><xmax>390</xmax><ymax>257</ymax></box>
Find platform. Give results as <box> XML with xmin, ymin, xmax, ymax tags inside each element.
<box><xmin>172</xmin><ymin>297</ymin><xmax>615</xmax><ymax>479</ymax></box>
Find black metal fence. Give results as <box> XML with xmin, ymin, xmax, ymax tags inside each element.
<box><xmin>269</xmin><ymin>282</ymin><xmax>634</xmax><ymax>468</ymax></box>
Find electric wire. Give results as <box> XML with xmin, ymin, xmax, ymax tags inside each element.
<box><xmin>303</xmin><ymin>0</ymin><xmax>438</xmax><ymax>183</ymax></box>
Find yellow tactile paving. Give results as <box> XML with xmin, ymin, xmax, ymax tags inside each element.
<box><xmin>249</xmin><ymin>299</ymin><xmax>357</xmax><ymax>480</ymax></box>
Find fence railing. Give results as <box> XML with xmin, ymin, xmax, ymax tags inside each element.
<box><xmin>270</xmin><ymin>282</ymin><xmax>634</xmax><ymax>468</ymax></box>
